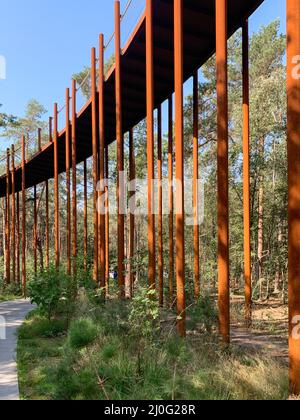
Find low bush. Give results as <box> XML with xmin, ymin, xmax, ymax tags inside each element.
<box><xmin>0</xmin><ymin>277</ymin><xmax>22</xmax><ymax>301</ymax></box>
<box><xmin>28</xmin><ymin>267</ymin><xmax>77</xmax><ymax>320</ymax></box>
<box><xmin>188</xmin><ymin>294</ymin><xmax>218</xmax><ymax>333</ymax></box>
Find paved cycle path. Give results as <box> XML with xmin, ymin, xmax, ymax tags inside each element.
<box><xmin>0</xmin><ymin>300</ymin><xmax>34</xmax><ymax>400</ymax></box>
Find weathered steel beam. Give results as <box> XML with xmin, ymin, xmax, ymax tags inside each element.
<box><xmin>287</xmin><ymin>0</ymin><xmax>300</xmax><ymax>396</ymax></box>
<box><xmin>38</xmin><ymin>128</ymin><xmax>42</xmax><ymax>152</ymax></box>
<box><xmin>115</xmin><ymin>0</ymin><xmax>125</xmax><ymax>298</ymax></box>
<box><xmin>45</xmin><ymin>179</ymin><xmax>49</xmax><ymax>269</ymax></box>
<box><xmin>16</xmin><ymin>191</ymin><xmax>20</xmax><ymax>283</ymax></box>
<box><xmin>54</xmin><ymin>103</ymin><xmax>60</xmax><ymax>270</ymax></box>
<box><xmin>193</xmin><ymin>71</ymin><xmax>200</xmax><ymax>299</ymax></box>
<box><xmin>11</xmin><ymin>145</ymin><xmax>16</xmax><ymax>283</ymax></box>
<box><xmin>129</xmin><ymin>128</ymin><xmax>135</xmax><ymax>298</ymax></box>
<box><xmin>216</xmin><ymin>0</ymin><xmax>230</xmax><ymax>344</ymax></box>
<box><xmin>66</xmin><ymin>88</ymin><xmax>71</xmax><ymax>276</ymax></box>
<box><xmin>22</xmin><ymin>135</ymin><xmax>26</xmax><ymax>296</ymax></box>
<box><xmin>174</xmin><ymin>0</ymin><xmax>186</xmax><ymax>337</ymax></box>
<box><xmin>146</xmin><ymin>0</ymin><xmax>156</xmax><ymax>290</ymax></box>
<box><xmin>72</xmin><ymin>80</ymin><xmax>77</xmax><ymax>277</ymax></box>
<box><xmin>33</xmin><ymin>185</ymin><xmax>37</xmax><ymax>275</ymax></box>
<box><xmin>99</xmin><ymin>34</ymin><xmax>106</xmax><ymax>290</ymax></box>
<box><xmin>84</xmin><ymin>159</ymin><xmax>88</xmax><ymax>272</ymax></box>
<box><xmin>168</xmin><ymin>96</ymin><xmax>174</xmax><ymax>306</ymax></box>
<box><xmin>5</xmin><ymin>149</ymin><xmax>10</xmax><ymax>284</ymax></box>
<box><xmin>243</xmin><ymin>20</ymin><xmax>252</xmax><ymax>327</ymax></box>
<box><xmin>157</xmin><ymin>105</ymin><xmax>164</xmax><ymax>306</ymax></box>
<box><xmin>91</xmin><ymin>47</ymin><xmax>99</xmax><ymax>283</ymax></box>
<box><xmin>105</xmin><ymin>146</ymin><xmax>110</xmax><ymax>293</ymax></box>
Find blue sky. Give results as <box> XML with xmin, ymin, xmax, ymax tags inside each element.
<box><xmin>0</xmin><ymin>0</ymin><xmax>285</xmax><ymax>150</ymax></box>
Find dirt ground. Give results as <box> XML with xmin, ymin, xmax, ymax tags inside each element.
<box><xmin>231</xmin><ymin>298</ymin><xmax>288</xmax><ymax>363</ymax></box>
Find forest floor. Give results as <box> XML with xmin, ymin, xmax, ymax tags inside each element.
<box><xmin>0</xmin><ymin>282</ymin><xmax>23</xmax><ymax>303</ymax></box>
<box><xmin>231</xmin><ymin>298</ymin><xmax>288</xmax><ymax>362</ymax></box>
<box><xmin>0</xmin><ymin>294</ymin><xmax>22</xmax><ymax>302</ymax></box>
<box><xmin>16</xmin><ymin>292</ymin><xmax>290</xmax><ymax>400</ymax></box>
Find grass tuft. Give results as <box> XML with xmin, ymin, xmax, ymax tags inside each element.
<box><xmin>67</xmin><ymin>318</ymin><xmax>98</xmax><ymax>350</ymax></box>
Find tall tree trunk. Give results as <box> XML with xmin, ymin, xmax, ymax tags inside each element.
<box><xmin>37</xmin><ymin>238</ymin><xmax>44</xmax><ymax>272</ymax></box>
<box><xmin>257</xmin><ymin>137</ymin><xmax>264</xmax><ymax>300</ymax></box>
<box><xmin>274</xmin><ymin>224</ymin><xmax>283</xmax><ymax>294</ymax></box>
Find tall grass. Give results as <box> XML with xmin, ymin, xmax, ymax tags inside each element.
<box><xmin>17</xmin><ymin>290</ymin><xmax>289</xmax><ymax>401</ymax></box>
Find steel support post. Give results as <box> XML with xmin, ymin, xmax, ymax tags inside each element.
<box><xmin>158</xmin><ymin>105</ymin><xmax>164</xmax><ymax>306</ymax></box>
<box><xmin>91</xmin><ymin>47</ymin><xmax>99</xmax><ymax>283</ymax></box>
<box><xmin>65</xmin><ymin>88</ymin><xmax>71</xmax><ymax>275</ymax></box>
<box><xmin>216</xmin><ymin>0</ymin><xmax>230</xmax><ymax>344</ymax></box>
<box><xmin>193</xmin><ymin>71</ymin><xmax>200</xmax><ymax>299</ymax></box>
<box><xmin>242</xmin><ymin>20</ymin><xmax>252</xmax><ymax>326</ymax></box>
<box><xmin>115</xmin><ymin>1</ymin><xmax>125</xmax><ymax>298</ymax></box>
<box><xmin>174</xmin><ymin>0</ymin><xmax>186</xmax><ymax>337</ymax></box>
<box><xmin>72</xmin><ymin>80</ymin><xmax>77</xmax><ymax>277</ymax></box>
<box><xmin>146</xmin><ymin>0</ymin><xmax>156</xmax><ymax>290</ymax></box>
<box><xmin>287</xmin><ymin>0</ymin><xmax>300</xmax><ymax>395</ymax></box>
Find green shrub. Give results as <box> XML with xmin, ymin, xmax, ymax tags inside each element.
<box><xmin>28</xmin><ymin>267</ymin><xmax>77</xmax><ymax>320</ymax></box>
<box><xmin>188</xmin><ymin>294</ymin><xmax>218</xmax><ymax>333</ymax></box>
<box><xmin>0</xmin><ymin>276</ymin><xmax>22</xmax><ymax>301</ymax></box>
<box><xmin>129</xmin><ymin>287</ymin><xmax>160</xmax><ymax>341</ymax></box>
<box><xmin>68</xmin><ymin>318</ymin><xmax>98</xmax><ymax>349</ymax></box>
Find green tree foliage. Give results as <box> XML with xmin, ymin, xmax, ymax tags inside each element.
<box><xmin>1</xmin><ymin>99</ymin><xmax>48</xmax><ymax>156</ymax></box>
<box><xmin>0</xmin><ymin>104</ymin><xmax>17</xmax><ymax>129</ymax></box>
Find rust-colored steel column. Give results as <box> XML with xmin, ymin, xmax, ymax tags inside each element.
<box><xmin>49</xmin><ymin>117</ymin><xmax>53</xmax><ymax>142</ymax></box>
<box><xmin>16</xmin><ymin>192</ymin><xmax>20</xmax><ymax>283</ymax></box>
<box><xmin>287</xmin><ymin>0</ymin><xmax>300</xmax><ymax>395</ymax></box>
<box><xmin>5</xmin><ymin>148</ymin><xmax>10</xmax><ymax>284</ymax></box>
<box><xmin>65</xmin><ymin>88</ymin><xmax>71</xmax><ymax>276</ymax></box>
<box><xmin>146</xmin><ymin>0</ymin><xmax>156</xmax><ymax>290</ymax></box>
<box><xmin>38</xmin><ymin>128</ymin><xmax>42</xmax><ymax>151</ymax></box>
<box><xmin>33</xmin><ymin>185</ymin><xmax>37</xmax><ymax>275</ymax></box>
<box><xmin>129</xmin><ymin>129</ymin><xmax>136</xmax><ymax>297</ymax></box>
<box><xmin>11</xmin><ymin>145</ymin><xmax>16</xmax><ymax>283</ymax></box>
<box><xmin>99</xmin><ymin>34</ymin><xmax>106</xmax><ymax>290</ymax></box>
<box><xmin>174</xmin><ymin>0</ymin><xmax>186</xmax><ymax>337</ymax></box>
<box><xmin>115</xmin><ymin>1</ymin><xmax>125</xmax><ymax>297</ymax></box>
<box><xmin>21</xmin><ymin>135</ymin><xmax>26</xmax><ymax>296</ymax></box>
<box><xmin>193</xmin><ymin>71</ymin><xmax>200</xmax><ymax>300</ymax></box>
<box><xmin>157</xmin><ymin>105</ymin><xmax>164</xmax><ymax>306</ymax></box>
<box><xmin>83</xmin><ymin>159</ymin><xmax>88</xmax><ymax>272</ymax></box>
<box><xmin>45</xmin><ymin>180</ymin><xmax>49</xmax><ymax>269</ymax></box>
<box><xmin>54</xmin><ymin>103</ymin><xmax>60</xmax><ymax>270</ymax></box>
<box><xmin>216</xmin><ymin>0</ymin><xmax>230</xmax><ymax>344</ymax></box>
<box><xmin>242</xmin><ymin>20</ymin><xmax>252</xmax><ymax>326</ymax></box>
<box><xmin>72</xmin><ymin>80</ymin><xmax>77</xmax><ymax>277</ymax></box>
<box><xmin>91</xmin><ymin>47</ymin><xmax>99</xmax><ymax>283</ymax></box>
<box><xmin>168</xmin><ymin>96</ymin><xmax>174</xmax><ymax>305</ymax></box>
<box><xmin>105</xmin><ymin>146</ymin><xmax>110</xmax><ymax>292</ymax></box>
<box><xmin>45</xmin><ymin>117</ymin><xmax>51</xmax><ymax>269</ymax></box>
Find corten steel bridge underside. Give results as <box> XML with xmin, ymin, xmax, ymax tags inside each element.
<box><xmin>1</xmin><ymin>0</ymin><xmax>300</xmax><ymax>394</ymax></box>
